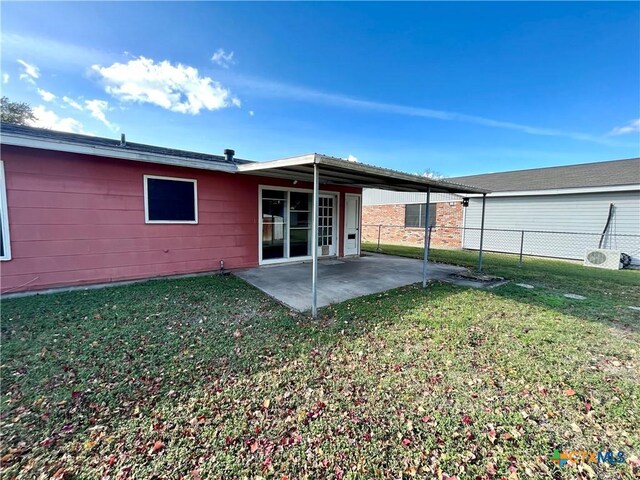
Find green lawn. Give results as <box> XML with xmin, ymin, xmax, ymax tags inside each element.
<box><xmin>363</xmin><ymin>242</ymin><xmax>640</xmax><ymax>327</ymax></box>
<box><xmin>1</xmin><ymin>254</ymin><xmax>639</xmax><ymax>478</ymax></box>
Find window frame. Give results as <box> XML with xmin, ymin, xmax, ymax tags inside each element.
<box><xmin>0</xmin><ymin>161</ymin><xmax>11</xmax><ymax>261</ymax></box>
<box><xmin>143</xmin><ymin>174</ymin><xmax>198</xmax><ymax>224</ymax></box>
<box><xmin>404</xmin><ymin>203</ymin><xmax>436</xmax><ymax>229</ymax></box>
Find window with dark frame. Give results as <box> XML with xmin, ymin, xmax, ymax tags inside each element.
<box><xmin>404</xmin><ymin>203</ymin><xmax>436</xmax><ymax>228</ymax></box>
<box><xmin>145</xmin><ymin>176</ymin><xmax>197</xmax><ymax>223</ymax></box>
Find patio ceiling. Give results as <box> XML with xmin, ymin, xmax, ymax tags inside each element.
<box><xmin>237</xmin><ymin>154</ymin><xmax>490</xmax><ymax>194</ymax></box>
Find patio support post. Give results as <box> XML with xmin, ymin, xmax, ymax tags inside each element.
<box><xmin>477</xmin><ymin>193</ymin><xmax>487</xmax><ymax>272</ymax></box>
<box><xmin>311</xmin><ymin>162</ymin><xmax>319</xmax><ymax>318</ymax></box>
<box><xmin>422</xmin><ymin>187</ymin><xmax>431</xmax><ymax>288</ymax></box>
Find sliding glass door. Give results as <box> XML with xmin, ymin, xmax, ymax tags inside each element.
<box><xmin>261</xmin><ymin>190</ymin><xmax>286</xmax><ymax>260</ymax></box>
<box><xmin>289</xmin><ymin>191</ymin><xmax>311</xmax><ymax>257</ymax></box>
<box><xmin>260</xmin><ymin>188</ymin><xmax>336</xmax><ymax>263</ymax></box>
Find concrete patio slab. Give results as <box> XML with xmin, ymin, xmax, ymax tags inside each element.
<box><xmin>236</xmin><ymin>253</ymin><xmax>469</xmax><ymax>311</ymax></box>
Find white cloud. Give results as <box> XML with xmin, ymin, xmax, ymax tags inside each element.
<box><xmin>85</xmin><ymin>99</ymin><xmax>117</xmax><ymax>131</ymax></box>
<box><xmin>92</xmin><ymin>56</ymin><xmax>241</xmax><ymax>115</ymax></box>
<box><xmin>19</xmin><ymin>74</ymin><xmax>35</xmax><ymax>85</ymax></box>
<box><xmin>4</xmin><ymin>32</ymin><xmax>115</xmax><ymax>70</ymax></box>
<box><xmin>211</xmin><ymin>48</ymin><xmax>235</xmax><ymax>68</ymax></box>
<box><xmin>29</xmin><ymin>105</ymin><xmax>86</xmax><ymax>134</ymax></box>
<box><xmin>2</xmin><ymin>73</ymin><xmax>8</xmax><ymax>84</ymax></box>
<box><xmin>608</xmin><ymin>118</ymin><xmax>640</xmax><ymax>136</ymax></box>
<box><xmin>62</xmin><ymin>96</ymin><xmax>83</xmax><ymax>111</ymax></box>
<box><xmin>37</xmin><ymin>88</ymin><xmax>56</xmax><ymax>102</ymax></box>
<box><xmin>17</xmin><ymin>59</ymin><xmax>40</xmax><ymax>84</ymax></box>
<box><xmin>248</xmin><ymin>110</ymin><xmax>255</xmax><ymax>116</ymax></box>
<box><xmin>232</xmin><ymin>75</ymin><xmax>634</xmax><ymax>147</ymax></box>
<box><xmin>347</xmin><ymin>154</ymin><xmax>359</xmax><ymax>163</ymax></box>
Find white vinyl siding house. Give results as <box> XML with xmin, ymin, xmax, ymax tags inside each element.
<box><xmin>462</xmin><ymin>190</ymin><xmax>640</xmax><ymax>263</ymax></box>
<box><xmin>363</xmin><ymin>158</ymin><xmax>640</xmax><ymax>265</ymax></box>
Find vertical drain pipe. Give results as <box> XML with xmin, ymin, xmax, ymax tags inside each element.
<box><xmin>311</xmin><ymin>163</ymin><xmax>320</xmax><ymax>318</ymax></box>
<box><xmin>422</xmin><ymin>186</ymin><xmax>432</xmax><ymax>288</ymax></box>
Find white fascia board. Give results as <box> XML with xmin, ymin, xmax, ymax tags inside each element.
<box><xmin>464</xmin><ymin>184</ymin><xmax>640</xmax><ymax>197</ymax></box>
<box><xmin>316</xmin><ymin>156</ymin><xmax>489</xmax><ymax>194</ymax></box>
<box><xmin>1</xmin><ymin>133</ymin><xmax>237</xmax><ymax>173</ymax></box>
<box><xmin>236</xmin><ymin>154</ymin><xmax>316</xmax><ymax>172</ymax></box>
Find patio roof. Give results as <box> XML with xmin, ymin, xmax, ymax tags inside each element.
<box><xmin>237</xmin><ymin>153</ymin><xmax>489</xmax><ymax>194</ymax></box>
<box><xmin>239</xmin><ymin>153</ymin><xmax>490</xmax><ymax>318</ymax></box>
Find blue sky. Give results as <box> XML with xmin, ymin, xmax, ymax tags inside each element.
<box><xmin>1</xmin><ymin>2</ymin><xmax>639</xmax><ymax>176</ymax></box>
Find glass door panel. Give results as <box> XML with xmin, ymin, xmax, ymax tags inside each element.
<box><xmin>260</xmin><ymin>190</ymin><xmax>336</xmax><ymax>262</ymax></box>
<box><xmin>289</xmin><ymin>191</ymin><xmax>311</xmax><ymax>258</ymax></box>
<box><xmin>317</xmin><ymin>196</ymin><xmax>336</xmax><ymax>256</ymax></box>
<box><xmin>262</xmin><ymin>190</ymin><xmax>286</xmax><ymax>260</ymax></box>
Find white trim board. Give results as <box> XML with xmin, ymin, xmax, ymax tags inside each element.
<box><xmin>2</xmin><ymin>133</ymin><xmax>236</xmax><ymax>173</ymax></box>
<box><xmin>0</xmin><ymin>161</ymin><xmax>11</xmax><ymax>261</ymax></box>
<box><xmin>465</xmin><ymin>184</ymin><xmax>640</xmax><ymax>198</ymax></box>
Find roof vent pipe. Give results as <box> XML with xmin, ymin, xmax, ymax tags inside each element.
<box><xmin>120</xmin><ymin>133</ymin><xmax>126</xmax><ymax>147</ymax></box>
<box><xmin>224</xmin><ymin>148</ymin><xmax>235</xmax><ymax>163</ymax></box>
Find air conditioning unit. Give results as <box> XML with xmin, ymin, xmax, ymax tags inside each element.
<box><xmin>584</xmin><ymin>249</ymin><xmax>621</xmax><ymax>270</ymax></box>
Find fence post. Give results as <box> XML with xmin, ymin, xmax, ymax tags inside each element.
<box><xmin>477</xmin><ymin>193</ymin><xmax>487</xmax><ymax>272</ymax></box>
<box><xmin>376</xmin><ymin>225</ymin><xmax>382</xmax><ymax>251</ymax></box>
<box><xmin>519</xmin><ymin>230</ymin><xmax>525</xmax><ymax>267</ymax></box>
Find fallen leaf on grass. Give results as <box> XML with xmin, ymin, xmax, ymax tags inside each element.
<box><xmin>52</xmin><ymin>468</ymin><xmax>68</xmax><ymax>479</ymax></box>
<box><xmin>563</xmin><ymin>388</ymin><xmax>576</xmax><ymax>396</ymax></box>
<box><xmin>150</xmin><ymin>441</ymin><xmax>164</xmax><ymax>454</ymax></box>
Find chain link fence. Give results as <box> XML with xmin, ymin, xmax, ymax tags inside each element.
<box><xmin>362</xmin><ymin>224</ymin><xmax>640</xmax><ymax>268</ymax></box>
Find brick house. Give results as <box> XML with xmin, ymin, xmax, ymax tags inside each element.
<box><xmin>362</xmin><ymin>192</ymin><xmax>464</xmax><ymax>248</ymax></box>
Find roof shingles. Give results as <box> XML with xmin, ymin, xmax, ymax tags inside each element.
<box><xmin>448</xmin><ymin>158</ymin><xmax>640</xmax><ymax>192</ymax></box>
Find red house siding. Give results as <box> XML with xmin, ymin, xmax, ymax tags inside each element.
<box><xmin>0</xmin><ymin>145</ymin><xmax>360</xmax><ymax>293</ymax></box>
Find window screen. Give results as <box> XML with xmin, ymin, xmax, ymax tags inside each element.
<box><xmin>146</xmin><ymin>177</ymin><xmax>197</xmax><ymax>222</ymax></box>
<box><xmin>404</xmin><ymin>203</ymin><xmax>436</xmax><ymax>228</ymax></box>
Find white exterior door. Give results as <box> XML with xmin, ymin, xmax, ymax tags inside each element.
<box><xmin>344</xmin><ymin>194</ymin><xmax>360</xmax><ymax>256</ymax></box>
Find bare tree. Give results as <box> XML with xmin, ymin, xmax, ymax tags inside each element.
<box><xmin>422</xmin><ymin>168</ymin><xmax>445</xmax><ymax>180</ymax></box>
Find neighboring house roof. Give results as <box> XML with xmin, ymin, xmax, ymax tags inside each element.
<box><xmin>447</xmin><ymin>158</ymin><xmax>640</xmax><ymax>192</ymax></box>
